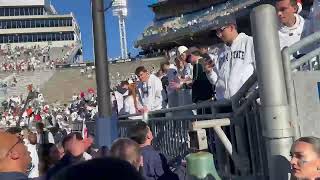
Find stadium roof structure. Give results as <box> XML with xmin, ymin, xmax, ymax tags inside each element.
<box><xmin>136</xmin><ymin>0</ymin><xmax>269</xmax><ymax>50</ymax></box>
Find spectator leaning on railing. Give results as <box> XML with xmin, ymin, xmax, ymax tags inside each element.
<box><xmin>214</xmin><ymin>18</ymin><xmax>255</xmax><ymax>100</ymax></box>
<box><xmin>135</xmin><ymin>66</ymin><xmax>163</xmax><ymax>116</ymax></box>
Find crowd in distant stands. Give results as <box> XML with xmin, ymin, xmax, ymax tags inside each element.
<box><xmin>0</xmin><ymin>85</ymin><xmax>98</xmax><ymax>131</ymax></box>
<box><xmin>142</xmin><ymin>0</ymin><xmax>308</xmax><ymax>37</ymax></box>
<box><xmin>0</xmin><ymin>44</ymin><xmax>76</xmax><ymax>73</ymax></box>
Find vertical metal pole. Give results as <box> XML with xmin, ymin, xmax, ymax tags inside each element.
<box><xmin>91</xmin><ymin>0</ymin><xmax>118</xmax><ymax>147</ymax></box>
<box><xmin>282</xmin><ymin>47</ymin><xmax>301</xmax><ymax>139</ymax></box>
<box><xmin>251</xmin><ymin>5</ymin><xmax>294</xmax><ymax>180</ymax></box>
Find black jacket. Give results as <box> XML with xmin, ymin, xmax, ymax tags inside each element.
<box><xmin>46</xmin><ymin>152</ymin><xmax>84</xmax><ymax>180</ymax></box>
<box><xmin>192</xmin><ymin>60</ymin><xmax>214</xmax><ymax>103</ymax></box>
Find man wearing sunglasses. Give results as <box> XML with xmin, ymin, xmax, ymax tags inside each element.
<box><xmin>0</xmin><ymin>132</ymin><xmax>31</xmax><ymax>180</ymax></box>
<box><xmin>214</xmin><ymin>18</ymin><xmax>255</xmax><ymax>100</ymax></box>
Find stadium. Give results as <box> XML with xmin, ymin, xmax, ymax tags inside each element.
<box><xmin>0</xmin><ymin>0</ymin><xmax>319</xmax><ymax>180</ymax></box>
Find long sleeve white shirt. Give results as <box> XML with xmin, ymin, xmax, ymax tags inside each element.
<box><xmin>216</xmin><ymin>33</ymin><xmax>255</xmax><ymax>100</ymax></box>
<box><xmin>137</xmin><ymin>74</ymin><xmax>163</xmax><ymax>111</ymax></box>
<box><xmin>26</xmin><ymin>143</ymin><xmax>39</xmax><ymax>178</ymax></box>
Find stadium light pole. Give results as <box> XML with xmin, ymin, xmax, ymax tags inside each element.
<box><xmin>91</xmin><ymin>0</ymin><xmax>118</xmax><ymax>147</ymax></box>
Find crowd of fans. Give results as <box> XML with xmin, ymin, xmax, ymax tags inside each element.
<box><xmin>142</xmin><ymin>0</ymin><xmax>305</xmax><ymax>38</ymax></box>
<box><xmin>113</xmin><ymin>0</ymin><xmax>320</xmax><ymax>118</ymax></box>
<box><xmin>0</xmin><ymin>112</ymin><xmax>187</xmax><ymax>179</ymax></box>
<box><xmin>0</xmin><ymin>44</ymin><xmax>77</xmax><ymax>73</ymax></box>
<box><xmin>0</xmin><ymin>85</ymin><xmax>98</xmax><ymax>131</ymax></box>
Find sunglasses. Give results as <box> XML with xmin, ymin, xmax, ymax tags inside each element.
<box><xmin>216</xmin><ymin>26</ymin><xmax>228</xmax><ymax>36</ymax></box>
<box><xmin>6</xmin><ymin>136</ymin><xmax>24</xmax><ymax>156</ymax></box>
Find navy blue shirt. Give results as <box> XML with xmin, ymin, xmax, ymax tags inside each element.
<box><xmin>46</xmin><ymin>152</ymin><xmax>84</xmax><ymax>180</ymax></box>
<box><xmin>0</xmin><ymin>172</ymin><xmax>28</xmax><ymax>180</ymax></box>
<box><xmin>141</xmin><ymin>145</ymin><xmax>165</xmax><ymax>180</ymax></box>
<box><xmin>141</xmin><ymin>145</ymin><xmax>179</xmax><ymax>180</ymax></box>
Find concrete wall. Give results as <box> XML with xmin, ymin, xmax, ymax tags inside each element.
<box><xmin>293</xmin><ymin>71</ymin><xmax>320</xmax><ymax>138</ymax></box>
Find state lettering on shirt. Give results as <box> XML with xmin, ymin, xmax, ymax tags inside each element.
<box><xmin>232</xmin><ymin>51</ymin><xmax>245</xmax><ymax>60</ymax></box>
<box><xmin>225</xmin><ymin>50</ymin><xmax>245</xmax><ymax>61</ymax></box>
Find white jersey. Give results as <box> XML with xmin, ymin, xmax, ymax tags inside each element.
<box><xmin>216</xmin><ymin>33</ymin><xmax>255</xmax><ymax>100</ymax></box>
<box><xmin>26</xmin><ymin>143</ymin><xmax>39</xmax><ymax>178</ymax></box>
<box><xmin>279</xmin><ymin>14</ymin><xmax>309</xmax><ymax>50</ymax></box>
<box><xmin>137</xmin><ymin>74</ymin><xmax>163</xmax><ymax>111</ymax></box>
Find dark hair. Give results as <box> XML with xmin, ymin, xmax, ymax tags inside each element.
<box><xmin>275</xmin><ymin>0</ymin><xmax>297</xmax><ymax>6</ymax></box>
<box><xmin>120</xmin><ymin>81</ymin><xmax>129</xmax><ymax>87</ymax></box>
<box><xmin>62</xmin><ymin>132</ymin><xmax>83</xmax><ymax>149</ymax></box>
<box><xmin>52</xmin><ymin>158</ymin><xmax>144</xmax><ymax>180</ymax></box>
<box><xmin>295</xmin><ymin>136</ymin><xmax>320</xmax><ymax>156</ymax></box>
<box><xmin>160</xmin><ymin>61</ymin><xmax>170</xmax><ymax>72</ymax></box>
<box><xmin>38</xmin><ymin>143</ymin><xmax>57</xmax><ymax>175</ymax></box>
<box><xmin>201</xmin><ymin>53</ymin><xmax>212</xmax><ymax>61</ymax></box>
<box><xmin>205</xmin><ymin>59</ymin><xmax>215</xmax><ymax>68</ymax></box>
<box><xmin>98</xmin><ymin>146</ymin><xmax>109</xmax><ymax>157</ymax></box>
<box><xmin>36</xmin><ymin>122</ymin><xmax>44</xmax><ymax>130</ymax></box>
<box><xmin>6</xmin><ymin>127</ymin><xmax>22</xmax><ymax>135</ymax></box>
<box><xmin>135</xmin><ymin>66</ymin><xmax>148</xmax><ymax>75</ymax></box>
<box><xmin>129</xmin><ymin>121</ymin><xmax>149</xmax><ymax>144</ymax></box>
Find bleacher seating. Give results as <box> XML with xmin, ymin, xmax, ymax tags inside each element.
<box><xmin>141</xmin><ymin>0</ymin><xmax>259</xmax><ymax>38</ymax></box>
<box><xmin>0</xmin><ymin>70</ymin><xmax>55</xmax><ymax>99</ymax></box>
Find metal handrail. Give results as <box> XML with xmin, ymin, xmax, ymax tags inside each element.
<box><xmin>291</xmin><ymin>47</ymin><xmax>320</xmax><ymax>69</ymax></box>
<box><xmin>231</xmin><ymin>72</ymin><xmax>257</xmax><ymax>102</ymax></box>
<box><xmin>286</xmin><ymin>31</ymin><xmax>320</xmax><ymax>55</ymax></box>
<box><xmin>281</xmin><ymin>31</ymin><xmax>320</xmax><ymax>138</ymax></box>
<box><xmin>119</xmin><ymin>72</ymin><xmax>257</xmax><ymax>120</ymax></box>
<box><xmin>118</xmin><ymin>99</ymin><xmax>232</xmax><ymax>119</ymax></box>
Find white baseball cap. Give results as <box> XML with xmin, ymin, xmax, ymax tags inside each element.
<box><xmin>177</xmin><ymin>46</ymin><xmax>188</xmax><ymax>56</ymax></box>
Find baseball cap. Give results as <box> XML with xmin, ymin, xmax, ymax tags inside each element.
<box><xmin>177</xmin><ymin>46</ymin><xmax>188</xmax><ymax>56</ymax></box>
<box><xmin>213</xmin><ymin>16</ymin><xmax>237</xmax><ymax>30</ymax></box>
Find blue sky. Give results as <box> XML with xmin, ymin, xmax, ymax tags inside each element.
<box><xmin>52</xmin><ymin>0</ymin><xmax>154</xmax><ymax>61</ymax></box>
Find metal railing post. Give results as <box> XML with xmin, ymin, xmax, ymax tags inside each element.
<box><xmin>91</xmin><ymin>0</ymin><xmax>118</xmax><ymax>147</ymax></box>
<box><xmin>282</xmin><ymin>47</ymin><xmax>301</xmax><ymax>139</ymax></box>
<box><xmin>251</xmin><ymin>4</ymin><xmax>295</xmax><ymax>180</ymax></box>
